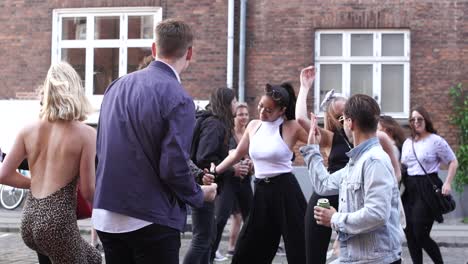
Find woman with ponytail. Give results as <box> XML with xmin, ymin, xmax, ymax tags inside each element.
<box><xmin>0</xmin><ymin>62</ymin><xmax>101</xmax><ymax>263</ymax></box>
<box><xmin>211</xmin><ymin>83</ymin><xmax>308</xmax><ymax>263</ymax></box>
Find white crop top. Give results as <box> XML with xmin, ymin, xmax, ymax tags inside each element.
<box><xmin>249</xmin><ymin>117</ymin><xmax>293</xmax><ymax>178</ymax></box>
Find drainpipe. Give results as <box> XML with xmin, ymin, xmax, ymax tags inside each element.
<box><xmin>226</xmin><ymin>0</ymin><xmax>234</xmax><ymax>89</ymax></box>
<box><xmin>238</xmin><ymin>0</ymin><xmax>247</xmax><ymax>102</ymax></box>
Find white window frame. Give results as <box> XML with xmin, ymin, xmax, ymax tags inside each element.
<box><xmin>51</xmin><ymin>7</ymin><xmax>162</xmax><ymax>109</ymax></box>
<box><xmin>314</xmin><ymin>29</ymin><xmax>410</xmax><ymax>118</ymax></box>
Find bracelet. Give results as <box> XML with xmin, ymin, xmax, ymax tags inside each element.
<box><xmin>210</xmin><ymin>165</ymin><xmax>218</xmax><ymax>178</ymax></box>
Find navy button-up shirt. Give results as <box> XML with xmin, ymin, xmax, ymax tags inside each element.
<box><xmin>94</xmin><ymin>61</ymin><xmax>204</xmax><ymax>231</ymax></box>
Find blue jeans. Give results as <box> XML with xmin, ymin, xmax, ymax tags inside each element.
<box><xmin>183</xmin><ymin>201</ymin><xmax>216</xmax><ymax>264</ymax></box>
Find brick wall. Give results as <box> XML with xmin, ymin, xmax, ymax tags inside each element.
<box><xmin>0</xmin><ymin>0</ymin><xmax>228</xmax><ymax>101</ymax></box>
<box><xmin>243</xmin><ymin>0</ymin><xmax>468</xmax><ymax>163</ymax></box>
<box><xmin>0</xmin><ymin>0</ymin><xmax>466</xmax><ymax>162</ymax></box>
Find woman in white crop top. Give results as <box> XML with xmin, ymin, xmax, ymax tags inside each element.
<box><xmin>212</xmin><ymin>82</ymin><xmax>308</xmax><ymax>264</ymax></box>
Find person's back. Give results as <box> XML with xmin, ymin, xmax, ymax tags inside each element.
<box><xmin>0</xmin><ymin>61</ymin><xmax>101</xmax><ymax>263</ymax></box>
<box><xmin>92</xmin><ymin>19</ymin><xmax>210</xmax><ymax>264</ymax></box>
<box><xmin>25</xmin><ymin>120</ymin><xmax>94</xmax><ymax>199</ymax></box>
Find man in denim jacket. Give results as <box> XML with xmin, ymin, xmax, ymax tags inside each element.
<box><xmin>300</xmin><ymin>94</ymin><xmax>402</xmax><ymax>264</ymax></box>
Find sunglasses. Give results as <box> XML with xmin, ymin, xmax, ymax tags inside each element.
<box><xmin>410</xmin><ymin>117</ymin><xmax>424</xmax><ymax>123</ymax></box>
<box><xmin>266</xmin><ymin>89</ymin><xmax>283</xmax><ymax>101</ymax></box>
<box><xmin>337</xmin><ymin>115</ymin><xmax>345</xmax><ymax>124</ymax></box>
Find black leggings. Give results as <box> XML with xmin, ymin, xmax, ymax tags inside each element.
<box><xmin>305</xmin><ymin>193</ymin><xmax>339</xmax><ymax>264</ymax></box>
<box><xmin>232</xmin><ymin>173</ymin><xmax>306</xmax><ymax>264</ymax></box>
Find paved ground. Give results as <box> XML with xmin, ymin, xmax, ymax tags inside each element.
<box><xmin>1</xmin><ymin>207</ymin><xmax>468</xmax><ymax>263</ymax></box>
<box><xmin>1</xmin><ymin>231</ymin><xmax>468</xmax><ymax>264</ymax></box>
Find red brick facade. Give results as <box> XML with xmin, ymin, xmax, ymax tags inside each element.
<box><xmin>0</xmin><ymin>0</ymin><xmax>228</xmax><ymax>101</ymax></box>
<box><xmin>0</xmin><ymin>0</ymin><xmax>466</xmax><ymax>155</ymax></box>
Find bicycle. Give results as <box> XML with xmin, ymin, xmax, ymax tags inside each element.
<box><xmin>0</xmin><ymin>170</ymin><xmax>28</xmax><ymax>210</ymax></box>
<box><xmin>0</xmin><ymin>184</ymin><xmax>25</xmax><ymax>209</ymax></box>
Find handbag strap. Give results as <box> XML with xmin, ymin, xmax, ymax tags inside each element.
<box><xmin>411</xmin><ymin>140</ymin><xmax>439</xmax><ymax>190</ymax></box>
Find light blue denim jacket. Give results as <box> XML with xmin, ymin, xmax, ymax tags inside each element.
<box><xmin>300</xmin><ymin>137</ymin><xmax>401</xmax><ymax>264</ymax></box>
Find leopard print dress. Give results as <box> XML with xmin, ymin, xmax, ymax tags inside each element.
<box><xmin>20</xmin><ymin>178</ymin><xmax>102</xmax><ymax>264</ymax></box>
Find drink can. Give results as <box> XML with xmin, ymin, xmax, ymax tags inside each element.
<box><xmin>317</xmin><ymin>198</ymin><xmax>330</xmax><ymax>209</ymax></box>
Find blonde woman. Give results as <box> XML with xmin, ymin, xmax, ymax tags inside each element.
<box><xmin>0</xmin><ymin>62</ymin><xmax>101</xmax><ymax>263</ymax></box>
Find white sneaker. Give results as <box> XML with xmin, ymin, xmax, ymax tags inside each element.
<box><xmin>214</xmin><ymin>250</ymin><xmax>228</xmax><ymax>262</ymax></box>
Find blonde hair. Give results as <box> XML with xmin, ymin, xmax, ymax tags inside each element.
<box><xmin>324</xmin><ymin>96</ymin><xmax>347</xmax><ymax>132</ymax></box>
<box><xmin>39</xmin><ymin>62</ymin><xmax>93</xmax><ymax>121</ymax></box>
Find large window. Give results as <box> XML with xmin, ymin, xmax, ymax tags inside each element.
<box><xmin>314</xmin><ymin>30</ymin><xmax>410</xmax><ymax>117</ymax></box>
<box><xmin>52</xmin><ymin>7</ymin><xmax>162</xmax><ymax>107</ymax></box>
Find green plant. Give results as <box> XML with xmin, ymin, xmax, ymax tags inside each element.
<box><xmin>449</xmin><ymin>83</ymin><xmax>468</xmax><ymax>192</ymax></box>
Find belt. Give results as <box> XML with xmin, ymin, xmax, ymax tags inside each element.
<box><xmin>254</xmin><ymin>173</ymin><xmax>290</xmax><ymax>184</ymax></box>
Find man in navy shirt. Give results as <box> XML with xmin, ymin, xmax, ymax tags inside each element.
<box><xmin>93</xmin><ymin>19</ymin><xmax>217</xmax><ymax>264</ymax></box>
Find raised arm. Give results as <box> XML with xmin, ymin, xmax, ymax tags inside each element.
<box><xmin>300</xmin><ymin>115</ymin><xmax>341</xmax><ymax>195</ymax></box>
<box><xmin>296</xmin><ymin>66</ymin><xmax>315</xmax><ymax>132</ymax></box>
<box><xmin>0</xmin><ymin>128</ymin><xmax>31</xmax><ymax>189</ymax></box>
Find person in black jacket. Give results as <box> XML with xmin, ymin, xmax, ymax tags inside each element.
<box><xmin>183</xmin><ymin>88</ymin><xmax>249</xmax><ymax>264</ymax></box>
<box><xmin>211</xmin><ymin>102</ymin><xmax>254</xmax><ymax>261</ymax></box>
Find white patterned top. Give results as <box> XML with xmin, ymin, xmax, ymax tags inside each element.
<box><xmin>401</xmin><ymin>134</ymin><xmax>456</xmax><ymax>176</ymax></box>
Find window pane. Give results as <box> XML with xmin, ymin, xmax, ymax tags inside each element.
<box><xmin>351</xmin><ymin>34</ymin><xmax>373</xmax><ymax>56</ymax></box>
<box><xmin>61</xmin><ymin>48</ymin><xmax>86</xmax><ymax>83</ymax></box>
<box><xmin>94</xmin><ymin>48</ymin><xmax>119</xmax><ymax>95</ymax></box>
<box><xmin>128</xmin><ymin>16</ymin><xmax>154</xmax><ymax>39</ymax></box>
<box><xmin>320</xmin><ymin>64</ymin><xmax>342</xmax><ymax>104</ymax></box>
<box><xmin>381</xmin><ymin>65</ymin><xmax>404</xmax><ymax>112</ymax></box>
<box><xmin>382</xmin><ymin>34</ymin><xmax>404</xmax><ymax>56</ymax></box>
<box><xmin>320</xmin><ymin>34</ymin><xmax>342</xmax><ymax>56</ymax></box>
<box><xmin>62</xmin><ymin>17</ymin><xmax>86</xmax><ymax>40</ymax></box>
<box><xmin>350</xmin><ymin>65</ymin><xmax>373</xmax><ymax>96</ymax></box>
<box><xmin>127</xmin><ymin>48</ymin><xmax>153</xmax><ymax>73</ymax></box>
<box><xmin>94</xmin><ymin>16</ymin><xmax>120</xmax><ymax>40</ymax></box>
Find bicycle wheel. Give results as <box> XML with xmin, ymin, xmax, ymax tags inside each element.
<box><xmin>0</xmin><ymin>185</ymin><xmax>25</xmax><ymax>210</ymax></box>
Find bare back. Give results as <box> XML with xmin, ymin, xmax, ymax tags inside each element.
<box><xmin>24</xmin><ymin>120</ymin><xmax>96</xmax><ymax>199</ymax></box>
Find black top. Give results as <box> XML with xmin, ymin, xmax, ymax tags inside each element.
<box><xmin>327</xmin><ymin>128</ymin><xmax>353</xmax><ymax>173</ymax></box>
<box><xmin>192</xmin><ymin>110</ymin><xmax>233</xmax><ymax>186</ymax></box>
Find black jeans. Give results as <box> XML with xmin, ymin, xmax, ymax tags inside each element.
<box><xmin>183</xmin><ymin>201</ymin><xmax>216</xmax><ymax>264</ymax></box>
<box><xmin>305</xmin><ymin>193</ymin><xmax>339</xmax><ymax>264</ymax></box>
<box><xmin>232</xmin><ymin>173</ymin><xmax>306</xmax><ymax>264</ymax></box>
<box><xmin>211</xmin><ymin>175</ymin><xmax>253</xmax><ymax>260</ymax></box>
<box><xmin>97</xmin><ymin>223</ymin><xmax>180</xmax><ymax>264</ymax></box>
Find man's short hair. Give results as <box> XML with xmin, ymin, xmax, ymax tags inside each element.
<box><xmin>344</xmin><ymin>94</ymin><xmax>380</xmax><ymax>133</ymax></box>
<box><xmin>155</xmin><ymin>19</ymin><xmax>193</xmax><ymax>59</ymax></box>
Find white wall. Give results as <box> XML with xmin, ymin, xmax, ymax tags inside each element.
<box><xmin>0</xmin><ymin>99</ymin><xmax>209</xmax><ymax>153</ymax></box>
<box><xmin>0</xmin><ymin>100</ymin><xmax>40</xmax><ymax>153</ymax></box>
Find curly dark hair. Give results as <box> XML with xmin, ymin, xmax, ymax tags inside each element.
<box><xmin>207</xmin><ymin>88</ymin><xmax>236</xmax><ymax>133</ymax></box>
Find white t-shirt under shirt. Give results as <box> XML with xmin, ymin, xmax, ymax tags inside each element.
<box><xmin>401</xmin><ymin>133</ymin><xmax>456</xmax><ymax>176</ymax></box>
